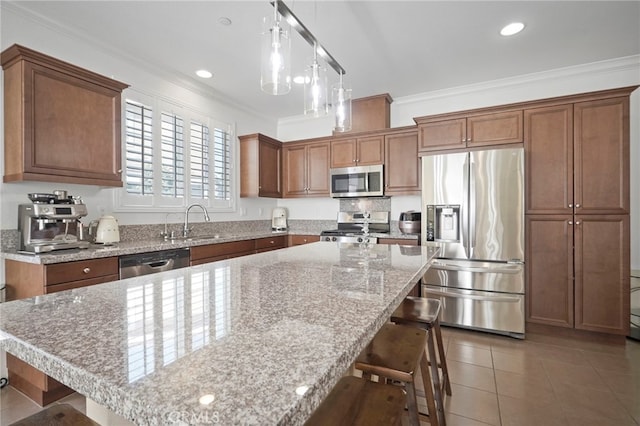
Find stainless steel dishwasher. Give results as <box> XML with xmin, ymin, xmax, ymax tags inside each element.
<box><xmin>119</xmin><ymin>248</ymin><xmax>190</xmax><ymax>279</ymax></box>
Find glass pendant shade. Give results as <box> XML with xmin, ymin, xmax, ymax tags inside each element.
<box><xmin>304</xmin><ymin>53</ymin><xmax>328</xmax><ymax>117</ymax></box>
<box><xmin>260</xmin><ymin>5</ymin><xmax>291</xmax><ymax>95</ymax></box>
<box><xmin>332</xmin><ymin>74</ymin><xmax>352</xmax><ymax>132</ymax></box>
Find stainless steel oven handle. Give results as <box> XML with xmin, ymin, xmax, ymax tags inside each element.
<box><xmin>143</xmin><ymin>259</ymin><xmax>173</xmax><ymax>269</ymax></box>
<box><xmin>425</xmin><ymin>288</ymin><xmax>522</xmax><ymax>303</ymax></box>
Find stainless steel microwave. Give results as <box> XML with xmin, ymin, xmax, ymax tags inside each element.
<box><xmin>330</xmin><ymin>164</ymin><xmax>384</xmax><ymax>198</ymax></box>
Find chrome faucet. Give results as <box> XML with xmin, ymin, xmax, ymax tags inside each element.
<box><xmin>183</xmin><ymin>203</ymin><xmax>210</xmax><ymax>237</ymax></box>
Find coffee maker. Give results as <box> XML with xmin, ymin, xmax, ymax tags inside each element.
<box><xmin>271</xmin><ymin>207</ymin><xmax>287</xmax><ymax>231</ymax></box>
<box><xmin>18</xmin><ymin>192</ymin><xmax>90</xmax><ymax>253</ymax></box>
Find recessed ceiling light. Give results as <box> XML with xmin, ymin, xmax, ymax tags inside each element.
<box><xmin>218</xmin><ymin>17</ymin><xmax>232</xmax><ymax>26</ymax></box>
<box><xmin>196</xmin><ymin>69</ymin><xmax>213</xmax><ymax>79</ymax></box>
<box><xmin>500</xmin><ymin>22</ymin><xmax>525</xmax><ymax>36</ymax></box>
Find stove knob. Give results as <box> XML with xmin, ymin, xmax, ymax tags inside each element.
<box><xmin>357</xmin><ymin>237</ymin><xmax>363</xmax><ymax>243</ymax></box>
<box><xmin>331</xmin><ymin>236</ymin><xmax>337</xmax><ymax>242</ymax></box>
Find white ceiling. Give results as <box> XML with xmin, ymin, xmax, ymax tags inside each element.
<box><xmin>6</xmin><ymin>1</ymin><xmax>640</xmax><ymax>119</ymax></box>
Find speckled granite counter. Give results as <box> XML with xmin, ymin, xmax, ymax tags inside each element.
<box><xmin>0</xmin><ymin>242</ymin><xmax>437</xmax><ymax>425</ymax></box>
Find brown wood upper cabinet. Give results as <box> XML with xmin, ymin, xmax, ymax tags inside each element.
<box><xmin>239</xmin><ymin>133</ymin><xmax>282</xmax><ymax>198</ymax></box>
<box><xmin>384</xmin><ymin>130</ymin><xmax>420</xmax><ymax>195</ymax></box>
<box><xmin>283</xmin><ymin>141</ymin><xmax>330</xmax><ymax>198</ymax></box>
<box><xmin>416</xmin><ymin>109</ymin><xmax>523</xmax><ymax>152</ymax></box>
<box><xmin>524</xmin><ymin>96</ymin><xmax>629</xmax><ymax>215</ymax></box>
<box><xmin>1</xmin><ymin>44</ymin><xmax>128</xmax><ymax>186</ymax></box>
<box><xmin>330</xmin><ymin>135</ymin><xmax>384</xmax><ymax>168</ymax></box>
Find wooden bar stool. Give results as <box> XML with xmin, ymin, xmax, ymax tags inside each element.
<box><xmin>354</xmin><ymin>323</ymin><xmax>444</xmax><ymax>426</ymax></box>
<box><xmin>391</xmin><ymin>296</ymin><xmax>452</xmax><ymax>399</ymax></box>
<box><xmin>305</xmin><ymin>376</ymin><xmax>406</xmax><ymax>426</ymax></box>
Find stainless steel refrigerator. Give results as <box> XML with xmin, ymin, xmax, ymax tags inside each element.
<box><xmin>421</xmin><ymin>147</ymin><xmax>525</xmax><ymax>338</ymax></box>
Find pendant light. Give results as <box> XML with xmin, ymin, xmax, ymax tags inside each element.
<box><xmin>260</xmin><ymin>0</ymin><xmax>291</xmax><ymax>95</ymax></box>
<box><xmin>332</xmin><ymin>71</ymin><xmax>352</xmax><ymax>132</ymax></box>
<box><xmin>304</xmin><ymin>44</ymin><xmax>328</xmax><ymax>117</ymax></box>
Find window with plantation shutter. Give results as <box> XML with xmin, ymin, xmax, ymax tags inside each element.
<box><xmin>124</xmin><ymin>100</ymin><xmax>153</xmax><ymax>195</ymax></box>
<box><xmin>118</xmin><ymin>92</ymin><xmax>235</xmax><ymax>212</ymax></box>
<box><xmin>190</xmin><ymin>120</ymin><xmax>209</xmax><ymax>199</ymax></box>
<box><xmin>212</xmin><ymin>128</ymin><xmax>232</xmax><ymax>202</ymax></box>
<box><xmin>161</xmin><ymin>112</ymin><xmax>185</xmax><ymax>198</ymax></box>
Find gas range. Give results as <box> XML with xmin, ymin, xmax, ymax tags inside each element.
<box><xmin>320</xmin><ymin>211</ymin><xmax>390</xmax><ymax>243</ymax></box>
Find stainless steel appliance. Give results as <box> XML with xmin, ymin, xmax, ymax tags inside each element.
<box><xmin>119</xmin><ymin>248</ymin><xmax>190</xmax><ymax>279</ymax></box>
<box><xmin>330</xmin><ymin>164</ymin><xmax>384</xmax><ymax>198</ymax></box>
<box><xmin>320</xmin><ymin>211</ymin><xmax>390</xmax><ymax>243</ymax></box>
<box><xmin>398</xmin><ymin>211</ymin><xmax>421</xmax><ymax>235</ymax></box>
<box><xmin>272</xmin><ymin>207</ymin><xmax>288</xmax><ymax>231</ymax></box>
<box><xmin>18</xmin><ymin>193</ymin><xmax>90</xmax><ymax>253</ymax></box>
<box><xmin>422</xmin><ymin>147</ymin><xmax>525</xmax><ymax>338</ymax></box>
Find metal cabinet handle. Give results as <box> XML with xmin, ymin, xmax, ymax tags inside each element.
<box><xmin>270</xmin><ymin>240</ymin><xmax>275</xmax><ymax>244</ymax></box>
<box><xmin>83</xmin><ymin>267</ymin><xmax>91</xmax><ymax>274</ymax></box>
<box><xmin>568</xmin><ymin>220</ymin><xmax>573</xmax><ymax>225</ymax></box>
<box><xmin>569</xmin><ymin>204</ymin><xmax>573</xmax><ymax>208</ymax></box>
<box><xmin>575</xmin><ymin>221</ymin><xmax>581</xmax><ymax>225</ymax></box>
<box><xmin>575</xmin><ymin>204</ymin><xmax>581</xmax><ymax>208</ymax></box>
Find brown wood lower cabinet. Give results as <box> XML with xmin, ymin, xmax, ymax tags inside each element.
<box><xmin>377</xmin><ymin>238</ymin><xmax>418</xmax><ymax>246</ymax></box>
<box><xmin>5</xmin><ymin>256</ymin><xmax>119</xmax><ymax>406</ymax></box>
<box><xmin>190</xmin><ymin>240</ymin><xmax>255</xmax><ymax>265</ymax></box>
<box><xmin>288</xmin><ymin>235</ymin><xmax>320</xmax><ymax>246</ymax></box>
<box><xmin>526</xmin><ymin>215</ymin><xmax>629</xmax><ymax>335</ymax></box>
<box><xmin>255</xmin><ymin>236</ymin><xmax>287</xmax><ymax>253</ymax></box>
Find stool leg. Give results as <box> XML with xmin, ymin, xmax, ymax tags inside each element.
<box><xmin>427</xmin><ymin>331</ymin><xmax>446</xmax><ymax>426</ymax></box>
<box><xmin>434</xmin><ymin>318</ymin><xmax>452</xmax><ymax>396</ymax></box>
<box><xmin>418</xmin><ymin>352</ymin><xmax>440</xmax><ymax>426</ymax></box>
<box><xmin>405</xmin><ymin>381</ymin><xmax>421</xmax><ymax>426</ymax></box>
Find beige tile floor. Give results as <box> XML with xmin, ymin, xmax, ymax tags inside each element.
<box><xmin>1</xmin><ymin>326</ymin><xmax>639</xmax><ymax>425</ymax></box>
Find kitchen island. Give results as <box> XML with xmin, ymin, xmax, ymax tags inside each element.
<box><xmin>0</xmin><ymin>242</ymin><xmax>438</xmax><ymax>425</ymax></box>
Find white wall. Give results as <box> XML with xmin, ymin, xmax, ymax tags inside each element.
<box><xmin>278</xmin><ymin>56</ymin><xmax>640</xmax><ymax>268</ymax></box>
<box><xmin>0</xmin><ymin>4</ymin><xmax>280</xmax><ymax>230</ymax></box>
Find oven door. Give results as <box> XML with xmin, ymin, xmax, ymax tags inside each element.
<box><xmin>423</xmin><ymin>285</ymin><xmax>525</xmax><ymax>338</ymax></box>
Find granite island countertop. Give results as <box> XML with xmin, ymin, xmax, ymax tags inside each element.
<box><xmin>0</xmin><ymin>242</ymin><xmax>438</xmax><ymax>425</ymax></box>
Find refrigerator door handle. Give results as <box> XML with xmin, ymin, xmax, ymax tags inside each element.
<box><xmin>431</xmin><ymin>261</ymin><xmax>522</xmax><ymax>274</ymax></box>
<box><xmin>469</xmin><ymin>158</ymin><xmax>477</xmax><ymax>254</ymax></box>
<box><xmin>462</xmin><ymin>154</ymin><xmax>470</xmax><ymax>258</ymax></box>
<box><xmin>426</xmin><ymin>288</ymin><xmax>523</xmax><ymax>303</ymax></box>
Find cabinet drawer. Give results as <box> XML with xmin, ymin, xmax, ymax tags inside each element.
<box><xmin>46</xmin><ymin>274</ymin><xmax>120</xmax><ymax>294</ymax></box>
<box><xmin>45</xmin><ymin>257</ymin><xmax>118</xmax><ymax>286</ymax></box>
<box><xmin>190</xmin><ymin>240</ymin><xmax>255</xmax><ymax>261</ymax></box>
<box><xmin>289</xmin><ymin>235</ymin><xmax>320</xmax><ymax>246</ymax></box>
<box><xmin>255</xmin><ymin>236</ymin><xmax>287</xmax><ymax>250</ymax></box>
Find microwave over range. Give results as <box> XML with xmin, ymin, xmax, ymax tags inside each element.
<box><xmin>330</xmin><ymin>164</ymin><xmax>384</xmax><ymax>198</ymax></box>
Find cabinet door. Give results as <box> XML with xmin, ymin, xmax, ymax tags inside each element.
<box><xmin>283</xmin><ymin>144</ymin><xmax>308</xmax><ymax>197</ymax></box>
<box><xmin>574</xmin><ymin>97</ymin><xmax>629</xmax><ymax>214</ymax></box>
<box><xmin>526</xmin><ymin>215</ymin><xmax>574</xmax><ymax>328</ymax></box>
<box><xmin>418</xmin><ymin>118</ymin><xmax>466</xmax><ymax>152</ymax></box>
<box><xmin>331</xmin><ymin>138</ymin><xmax>357</xmax><ymax>168</ymax></box>
<box><xmin>356</xmin><ymin>135</ymin><xmax>385</xmax><ymax>165</ymax></box>
<box><xmin>9</xmin><ymin>62</ymin><xmax>125</xmax><ymax>186</ymax></box>
<box><xmin>258</xmin><ymin>139</ymin><xmax>282</xmax><ymax>197</ymax></box>
<box><xmin>306</xmin><ymin>142</ymin><xmax>330</xmax><ymax>196</ymax></box>
<box><xmin>467</xmin><ymin>110</ymin><xmax>523</xmax><ymax>147</ymax></box>
<box><xmin>574</xmin><ymin>215</ymin><xmax>629</xmax><ymax>335</ymax></box>
<box><xmin>524</xmin><ymin>104</ymin><xmax>573</xmax><ymax>214</ymax></box>
<box><xmin>384</xmin><ymin>131</ymin><xmax>420</xmax><ymax>195</ymax></box>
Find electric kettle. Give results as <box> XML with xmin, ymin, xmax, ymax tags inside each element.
<box><xmin>89</xmin><ymin>215</ymin><xmax>120</xmax><ymax>244</ymax></box>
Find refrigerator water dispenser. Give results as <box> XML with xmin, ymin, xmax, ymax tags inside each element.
<box><xmin>426</xmin><ymin>204</ymin><xmax>460</xmax><ymax>242</ymax></box>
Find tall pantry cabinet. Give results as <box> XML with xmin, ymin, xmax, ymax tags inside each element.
<box><xmin>525</xmin><ymin>88</ymin><xmax>634</xmax><ymax>336</ymax></box>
